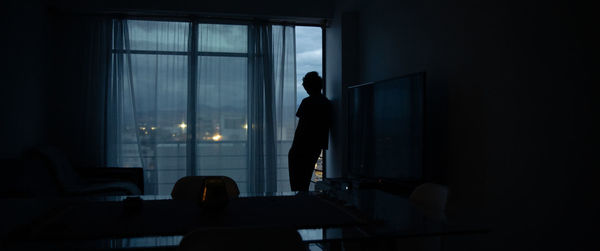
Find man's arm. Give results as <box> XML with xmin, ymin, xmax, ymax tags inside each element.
<box><xmin>296</xmin><ymin>99</ymin><xmax>306</xmax><ymax>118</ymax></box>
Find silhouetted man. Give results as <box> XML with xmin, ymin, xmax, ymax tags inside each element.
<box><xmin>288</xmin><ymin>72</ymin><xmax>332</xmax><ymax>192</ymax></box>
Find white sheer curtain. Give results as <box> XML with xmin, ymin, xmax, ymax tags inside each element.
<box><xmin>272</xmin><ymin>26</ymin><xmax>297</xmax><ymax>192</ymax></box>
<box><xmin>109</xmin><ymin>19</ymin><xmax>190</xmax><ymax>194</ymax></box>
<box><xmin>107</xmin><ymin>19</ymin><xmax>296</xmax><ymax>194</ymax></box>
<box><xmin>247</xmin><ymin>24</ymin><xmax>297</xmax><ymax>193</ymax></box>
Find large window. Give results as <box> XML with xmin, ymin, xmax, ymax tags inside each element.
<box><xmin>109</xmin><ymin>19</ymin><xmax>322</xmax><ymax>195</ymax></box>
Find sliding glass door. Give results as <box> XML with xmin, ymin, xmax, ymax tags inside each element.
<box><xmin>195</xmin><ymin>24</ymin><xmax>249</xmax><ymax>192</ymax></box>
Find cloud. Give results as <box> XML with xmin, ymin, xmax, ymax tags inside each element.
<box><xmin>295</xmin><ymin>26</ymin><xmax>322</xmax><ymax>54</ymax></box>
<box><xmin>296</xmin><ymin>49</ymin><xmax>322</xmax><ymax>62</ymax></box>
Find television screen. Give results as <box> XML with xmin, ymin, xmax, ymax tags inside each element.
<box><xmin>348</xmin><ymin>72</ymin><xmax>425</xmax><ymax>182</ymax></box>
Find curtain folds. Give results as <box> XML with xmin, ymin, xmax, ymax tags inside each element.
<box><xmin>248</xmin><ymin>24</ymin><xmax>274</xmax><ymax>193</ymax></box>
<box><xmin>78</xmin><ymin>17</ymin><xmax>113</xmax><ymax>167</ymax></box>
<box><xmin>105</xmin><ymin>19</ymin><xmax>296</xmax><ymax>194</ymax></box>
<box><xmin>272</xmin><ymin>26</ymin><xmax>297</xmax><ymax>193</ymax></box>
<box><xmin>248</xmin><ymin>24</ymin><xmax>297</xmax><ymax>193</ymax></box>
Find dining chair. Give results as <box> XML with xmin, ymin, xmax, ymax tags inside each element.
<box><xmin>178</xmin><ymin>227</ymin><xmax>307</xmax><ymax>251</ymax></box>
<box><xmin>394</xmin><ymin>182</ymin><xmax>449</xmax><ymax>251</ymax></box>
<box><xmin>171</xmin><ymin>176</ymin><xmax>240</xmax><ymax>201</ymax></box>
<box><xmin>409</xmin><ymin>182</ymin><xmax>449</xmax><ymax>213</ymax></box>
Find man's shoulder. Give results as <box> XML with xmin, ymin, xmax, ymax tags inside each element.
<box><xmin>321</xmin><ymin>95</ymin><xmax>332</xmax><ymax>107</ymax></box>
<box><xmin>302</xmin><ymin>95</ymin><xmax>331</xmax><ymax>103</ymax></box>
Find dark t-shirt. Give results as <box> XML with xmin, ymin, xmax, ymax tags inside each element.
<box><xmin>293</xmin><ymin>94</ymin><xmax>332</xmax><ymax>150</ymax></box>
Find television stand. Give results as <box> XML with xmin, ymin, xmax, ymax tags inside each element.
<box><xmin>315</xmin><ymin>177</ymin><xmax>420</xmax><ymax>197</ymax></box>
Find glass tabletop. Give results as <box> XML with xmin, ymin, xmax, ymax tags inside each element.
<box><xmin>2</xmin><ymin>189</ymin><xmax>488</xmax><ymax>250</ymax></box>
<box><xmin>85</xmin><ymin>191</ymin><xmax>299</xmax><ymax>202</ymax></box>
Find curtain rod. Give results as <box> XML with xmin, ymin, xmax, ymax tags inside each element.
<box><xmin>48</xmin><ymin>6</ymin><xmax>329</xmax><ymax>27</ymax></box>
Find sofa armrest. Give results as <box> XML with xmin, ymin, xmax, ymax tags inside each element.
<box><xmin>75</xmin><ymin>167</ymin><xmax>144</xmax><ymax>194</ymax></box>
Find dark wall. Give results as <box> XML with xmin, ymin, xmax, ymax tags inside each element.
<box><xmin>325</xmin><ymin>10</ymin><xmax>354</xmax><ymax>178</ymax></box>
<box><xmin>50</xmin><ymin>0</ymin><xmax>333</xmax><ymax>21</ymax></box>
<box><xmin>326</xmin><ymin>0</ymin><xmax>598</xmax><ymax>249</ymax></box>
<box><xmin>1</xmin><ymin>0</ymin><xmax>49</xmax><ymax>158</ymax></box>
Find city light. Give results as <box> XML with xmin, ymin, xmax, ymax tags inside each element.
<box><xmin>178</xmin><ymin>122</ymin><xmax>187</xmax><ymax>129</ymax></box>
<box><xmin>243</xmin><ymin>123</ymin><xmax>248</xmax><ymax>129</ymax></box>
<box><xmin>212</xmin><ymin>133</ymin><xmax>222</xmax><ymax>141</ymax></box>
<box><xmin>151</xmin><ymin>127</ymin><xmax>157</xmax><ymax>130</ymax></box>
<box><xmin>139</xmin><ymin>126</ymin><xmax>146</xmax><ymax>131</ymax></box>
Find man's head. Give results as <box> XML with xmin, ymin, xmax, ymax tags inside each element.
<box><xmin>302</xmin><ymin>71</ymin><xmax>323</xmax><ymax>96</ymax></box>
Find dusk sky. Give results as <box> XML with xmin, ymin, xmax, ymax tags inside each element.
<box><xmin>295</xmin><ymin>26</ymin><xmax>323</xmax><ymax>107</ymax></box>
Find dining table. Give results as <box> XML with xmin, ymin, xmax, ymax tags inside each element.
<box><xmin>1</xmin><ymin>189</ymin><xmax>488</xmax><ymax>250</ymax></box>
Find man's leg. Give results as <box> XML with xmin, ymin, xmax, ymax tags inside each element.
<box><xmin>297</xmin><ymin>148</ymin><xmax>322</xmax><ymax>192</ymax></box>
<box><xmin>289</xmin><ymin>146</ymin><xmax>308</xmax><ymax>191</ymax></box>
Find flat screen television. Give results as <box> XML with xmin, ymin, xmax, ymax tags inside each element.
<box><xmin>347</xmin><ymin>72</ymin><xmax>425</xmax><ymax>183</ymax></box>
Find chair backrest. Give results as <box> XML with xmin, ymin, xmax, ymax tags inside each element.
<box><xmin>171</xmin><ymin>176</ymin><xmax>240</xmax><ymax>201</ymax></box>
<box><xmin>3</xmin><ymin>156</ymin><xmax>60</xmax><ymax>197</ymax></box>
<box><xmin>409</xmin><ymin>182</ymin><xmax>449</xmax><ymax>212</ymax></box>
<box><xmin>178</xmin><ymin>227</ymin><xmax>306</xmax><ymax>251</ymax></box>
<box><xmin>21</xmin><ymin>146</ymin><xmax>85</xmax><ymax>195</ymax></box>
<box><xmin>35</xmin><ymin>146</ymin><xmax>85</xmax><ymax>190</ymax></box>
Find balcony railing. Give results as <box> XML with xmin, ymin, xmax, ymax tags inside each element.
<box><xmin>117</xmin><ymin>140</ymin><xmax>297</xmax><ymax>194</ymax></box>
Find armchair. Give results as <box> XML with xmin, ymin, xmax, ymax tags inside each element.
<box><xmin>18</xmin><ymin>146</ymin><xmax>143</xmax><ymax>197</ymax></box>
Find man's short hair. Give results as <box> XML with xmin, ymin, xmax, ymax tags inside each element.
<box><xmin>302</xmin><ymin>71</ymin><xmax>323</xmax><ymax>93</ymax></box>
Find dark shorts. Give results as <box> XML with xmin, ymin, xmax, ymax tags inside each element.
<box><xmin>288</xmin><ymin>146</ymin><xmax>321</xmax><ymax>192</ymax></box>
